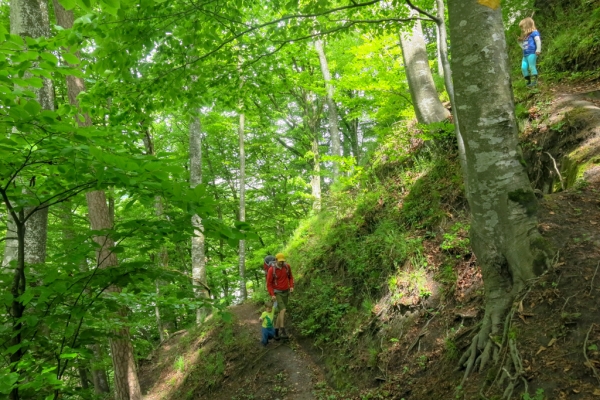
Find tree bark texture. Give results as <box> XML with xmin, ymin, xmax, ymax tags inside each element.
<box><xmin>86</xmin><ymin>191</ymin><xmax>142</xmax><ymax>400</ymax></box>
<box><xmin>448</xmin><ymin>0</ymin><xmax>550</xmax><ymax>377</ymax></box>
<box><xmin>6</xmin><ymin>0</ymin><xmax>55</xmax><ymax>269</ymax></box>
<box><xmin>238</xmin><ymin>112</ymin><xmax>247</xmax><ymax>299</ymax></box>
<box><xmin>314</xmin><ymin>39</ymin><xmax>341</xmax><ymax>179</ymax></box>
<box><xmin>434</xmin><ymin>0</ymin><xmax>468</xmax><ymax>179</ymax></box>
<box><xmin>399</xmin><ymin>10</ymin><xmax>450</xmax><ymax>124</ymax></box>
<box><xmin>189</xmin><ymin>115</ymin><xmax>209</xmax><ymax>322</ymax></box>
<box><xmin>3</xmin><ymin>215</ymin><xmax>18</xmax><ymax>267</ymax></box>
<box><xmin>435</xmin><ymin>20</ymin><xmax>445</xmax><ymax>78</ymax></box>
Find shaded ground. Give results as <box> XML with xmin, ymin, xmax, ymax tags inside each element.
<box><xmin>213</xmin><ymin>304</ymin><xmax>325</xmax><ymax>400</ymax></box>
<box><xmin>139</xmin><ymin>302</ymin><xmax>326</xmax><ymax>400</ymax></box>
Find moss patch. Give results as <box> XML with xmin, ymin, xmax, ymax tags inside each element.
<box><xmin>508</xmin><ymin>189</ymin><xmax>538</xmax><ymax>216</ymax></box>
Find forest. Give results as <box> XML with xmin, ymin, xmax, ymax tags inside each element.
<box><xmin>1</xmin><ymin>0</ymin><xmax>600</xmax><ymax>398</ymax></box>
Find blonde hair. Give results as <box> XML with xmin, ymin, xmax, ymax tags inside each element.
<box><xmin>264</xmin><ymin>301</ymin><xmax>273</xmax><ymax>309</ymax></box>
<box><xmin>519</xmin><ymin>17</ymin><xmax>537</xmax><ymax>39</ymax></box>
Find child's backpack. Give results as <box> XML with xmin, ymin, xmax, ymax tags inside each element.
<box><xmin>264</xmin><ymin>255</ymin><xmax>276</xmax><ymax>272</ymax></box>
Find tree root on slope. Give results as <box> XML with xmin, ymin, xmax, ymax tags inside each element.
<box><xmin>458</xmin><ymin>289</ymin><xmax>532</xmax><ymax>399</ymax></box>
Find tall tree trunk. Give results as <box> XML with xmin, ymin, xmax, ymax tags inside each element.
<box><xmin>86</xmin><ymin>192</ymin><xmax>143</xmax><ymax>400</ymax></box>
<box><xmin>435</xmin><ymin>15</ymin><xmax>445</xmax><ymax>78</ymax></box>
<box><xmin>433</xmin><ymin>0</ymin><xmax>468</xmax><ymax>178</ymax></box>
<box><xmin>60</xmin><ymin>202</ymin><xmax>111</xmax><ymax>393</ymax></box>
<box><xmin>142</xmin><ymin>131</ymin><xmax>167</xmax><ymax>341</ymax></box>
<box><xmin>6</xmin><ymin>1</ymin><xmax>53</xmax><ymax>398</ymax></box>
<box><xmin>189</xmin><ymin>115</ymin><xmax>209</xmax><ymax>321</ymax></box>
<box><xmin>399</xmin><ymin>9</ymin><xmax>449</xmax><ymax>124</ymax></box>
<box><xmin>314</xmin><ymin>39</ymin><xmax>341</xmax><ymax>180</ymax></box>
<box><xmin>53</xmin><ymin>3</ymin><xmax>142</xmax><ymax>398</ymax></box>
<box><xmin>311</xmin><ymin>135</ymin><xmax>322</xmax><ymax>212</ymax></box>
<box><xmin>6</xmin><ymin>0</ymin><xmax>54</xmax><ymax>268</ymax></box>
<box><xmin>448</xmin><ymin>0</ymin><xmax>550</xmax><ymax>381</ymax></box>
<box><xmin>238</xmin><ymin>111</ymin><xmax>247</xmax><ymax>300</ymax></box>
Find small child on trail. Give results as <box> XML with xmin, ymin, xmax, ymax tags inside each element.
<box><xmin>519</xmin><ymin>17</ymin><xmax>542</xmax><ymax>87</ymax></box>
<box><xmin>259</xmin><ymin>301</ymin><xmax>276</xmax><ymax>346</ymax></box>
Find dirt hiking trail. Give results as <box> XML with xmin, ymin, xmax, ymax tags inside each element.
<box><xmin>213</xmin><ymin>303</ymin><xmax>326</xmax><ymax>400</ymax></box>
<box><xmin>139</xmin><ymin>302</ymin><xmax>328</xmax><ymax>400</ymax></box>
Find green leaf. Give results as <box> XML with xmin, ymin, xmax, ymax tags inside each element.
<box><xmin>5</xmin><ymin>343</ymin><xmax>22</xmax><ymax>355</ymax></box>
<box><xmin>40</xmin><ymin>52</ymin><xmax>59</xmax><ymax>65</ymax></box>
<box><xmin>58</xmin><ymin>0</ymin><xmax>77</xmax><ymax>9</ymax></box>
<box><xmin>19</xmin><ymin>289</ymin><xmax>35</xmax><ymax>306</ymax></box>
<box><xmin>23</xmin><ymin>100</ymin><xmax>41</xmax><ymax>116</ymax></box>
<box><xmin>0</xmin><ymin>371</ymin><xmax>18</xmax><ymax>394</ymax></box>
<box><xmin>62</xmin><ymin>52</ymin><xmax>80</xmax><ymax>65</ymax></box>
<box><xmin>59</xmin><ymin>352</ymin><xmax>79</xmax><ymax>359</ymax></box>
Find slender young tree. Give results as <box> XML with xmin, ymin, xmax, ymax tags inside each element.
<box><xmin>447</xmin><ymin>0</ymin><xmax>550</xmax><ymax>381</ymax></box>
<box><xmin>435</xmin><ymin>2</ymin><xmax>445</xmax><ymax>78</ymax></box>
<box><xmin>142</xmin><ymin>130</ymin><xmax>167</xmax><ymax>341</ymax></box>
<box><xmin>314</xmin><ymin>39</ymin><xmax>341</xmax><ymax>180</ymax></box>
<box><xmin>399</xmin><ymin>9</ymin><xmax>449</xmax><ymax>124</ymax></box>
<box><xmin>189</xmin><ymin>115</ymin><xmax>209</xmax><ymax>320</ymax></box>
<box><xmin>238</xmin><ymin>109</ymin><xmax>247</xmax><ymax>300</ymax></box>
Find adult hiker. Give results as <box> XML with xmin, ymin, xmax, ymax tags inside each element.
<box><xmin>266</xmin><ymin>253</ymin><xmax>294</xmax><ymax>339</ymax></box>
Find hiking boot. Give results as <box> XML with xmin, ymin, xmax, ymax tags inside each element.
<box><xmin>279</xmin><ymin>328</ymin><xmax>289</xmax><ymax>339</ymax></box>
<box><xmin>274</xmin><ymin>329</ymin><xmax>280</xmax><ymax>341</ymax></box>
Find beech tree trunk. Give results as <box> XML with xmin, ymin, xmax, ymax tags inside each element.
<box><xmin>448</xmin><ymin>0</ymin><xmax>550</xmax><ymax>378</ymax></box>
<box><xmin>5</xmin><ymin>0</ymin><xmax>54</xmax><ymax>269</ymax></box>
<box><xmin>53</xmin><ymin>3</ymin><xmax>142</xmax><ymax>397</ymax></box>
<box><xmin>399</xmin><ymin>10</ymin><xmax>449</xmax><ymax>124</ymax></box>
<box><xmin>238</xmin><ymin>111</ymin><xmax>247</xmax><ymax>300</ymax></box>
<box><xmin>6</xmin><ymin>1</ymin><xmax>53</xmax><ymax>398</ymax></box>
<box><xmin>189</xmin><ymin>115</ymin><xmax>209</xmax><ymax>320</ymax></box>
<box><xmin>315</xmin><ymin>39</ymin><xmax>341</xmax><ymax>179</ymax></box>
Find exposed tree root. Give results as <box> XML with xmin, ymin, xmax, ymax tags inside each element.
<box><xmin>459</xmin><ymin>289</ymin><xmax>532</xmax><ymax>399</ymax></box>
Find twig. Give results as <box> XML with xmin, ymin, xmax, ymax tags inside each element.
<box><xmin>589</xmin><ymin>261</ymin><xmax>600</xmax><ymax>296</ymax></box>
<box><xmin>562</xmin><ymin>294</ymin><xmax>577</xmax><ymax>311</ymax></box>
<box><xmin>583</xmin><ymin>323</ymin><xmax>600</xmax><ymax>384</ymax></box>
<box><xmin>545</xmin><ymin>152</ymin><xmax>565</xmax><ymax>190</ymax></box>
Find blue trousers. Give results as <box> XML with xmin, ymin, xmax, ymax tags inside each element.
<box><xmin>522</xmin><ymin>54</ymin><xmax>538</xmax><ymax>77</ymax></box>
<box><xmin>261</xmin><ymin>327</ymin><xmax>275</xmax><ymax>345</ymax></box>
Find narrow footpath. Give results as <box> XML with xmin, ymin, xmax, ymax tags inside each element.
<box><xmin>212</xmin><ymin>303</ymin><xmax>325</xmax><ymax>400</ymax></box>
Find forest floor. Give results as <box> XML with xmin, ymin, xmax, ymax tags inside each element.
<box><xmin>139</xmin><ymin>83</ymin><xmax>600</xmax><ymax>400</ymax></box>
<box><xmin>139</xmin><ymin>302</ymin><xmax>329</xmax><ymax>400</ymax></box>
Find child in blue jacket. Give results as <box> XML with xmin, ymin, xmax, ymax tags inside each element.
<box><xmin>519</xmin><ymin>17</ymin><xmax>542</xmax><ymax>87</ymax></box>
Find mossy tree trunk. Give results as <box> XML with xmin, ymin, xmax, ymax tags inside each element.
<box><xmin>448</xmin><ymin>0</ymin><xmax>551</xmax><ymax>378</ymax></box>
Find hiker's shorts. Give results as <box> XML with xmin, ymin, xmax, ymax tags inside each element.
<box><xmin>275</xmin><ymin>290</ymin><xmax>290</xmax><ymax>310</ymax></box>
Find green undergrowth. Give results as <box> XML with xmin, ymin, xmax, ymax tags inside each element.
<box><xmin>284</xmin><ymin>122</ymin><xmax>468</xmax><ymax>390</ymax></box>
